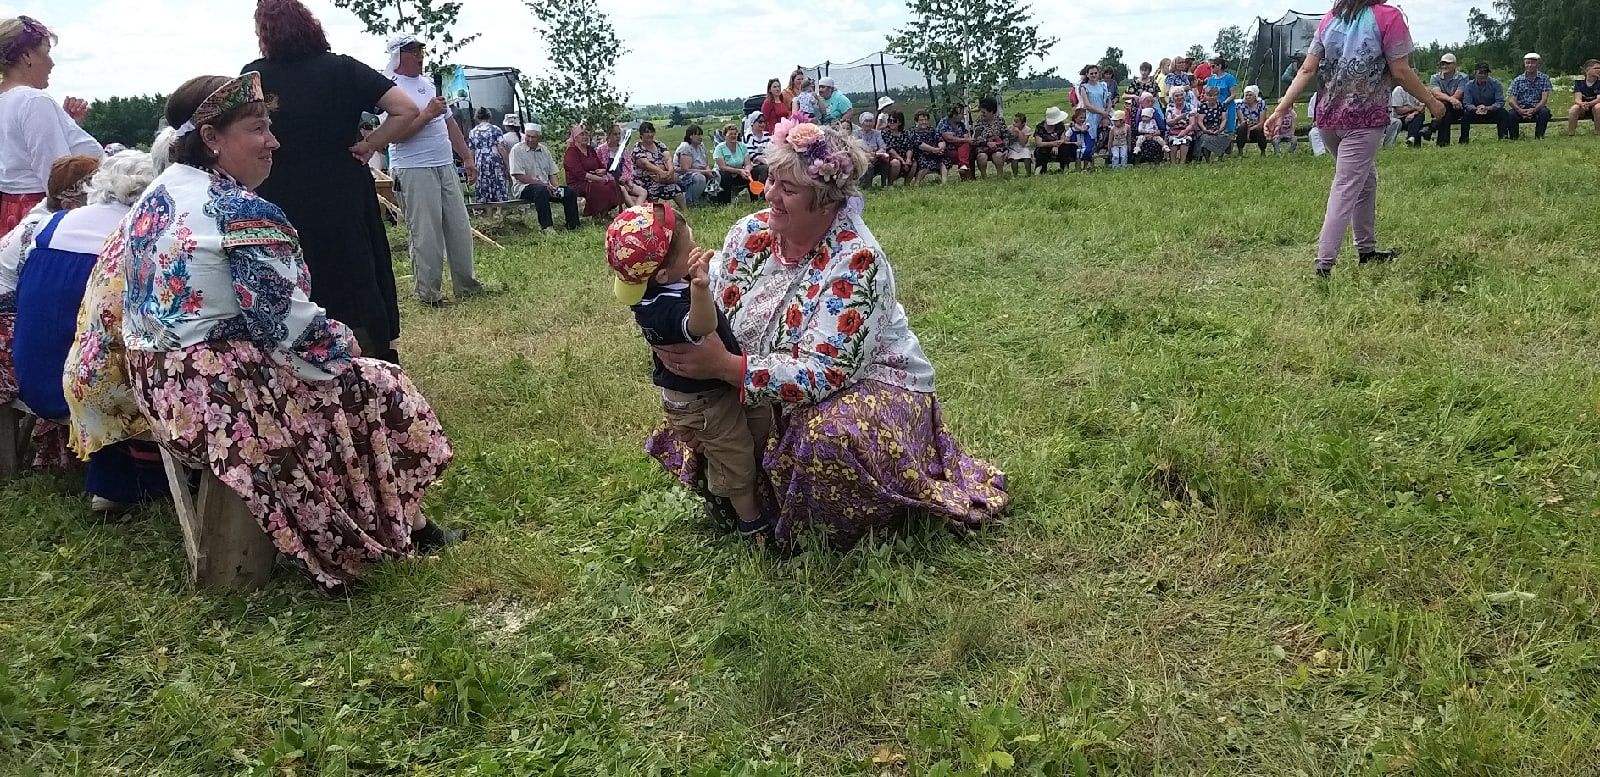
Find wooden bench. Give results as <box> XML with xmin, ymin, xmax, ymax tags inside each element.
<box><xmin>156</xmin><ymin>446</ymin><xmax>277</xmax><ymax>591</ymax></box>
<box><xmin>0</xmin><ymin>399</ymin><xmax>37</xmax><ymax>478</ymax></box>
<box><xmin>2</xmin><ymin>399</ymin><xmax>274</xmax><ymax>590</ymax></box>
<box><xmin>465</xmin><ymin>199</ymin><xmax>535</xmax><ymax>220</ymax></box>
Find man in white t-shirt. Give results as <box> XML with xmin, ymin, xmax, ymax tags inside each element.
<box><xmin>383</xmin><ymin>35</ymin><xmax>484</xmax><ymax>307</ymax></box>
<box><xmin>507</xmin><ymin>124</ymin><xmax>580</xmax><ymax>231</ymax></box>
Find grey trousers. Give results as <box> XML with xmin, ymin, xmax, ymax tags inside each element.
<box><xmin>394</xmin><ymin>165</ymin><xmax>480</xmax><ymax>303</ymax></box>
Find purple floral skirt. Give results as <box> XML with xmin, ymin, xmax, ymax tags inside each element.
<box><xmin>646</xmin><ymin>379</ymin><xmax>1008</xmax><ymax>545</ymax></box>
<box><xmin>127</xmin><ymin>341</ymin><xmax>453</xmax><ymax>588</ymax></box>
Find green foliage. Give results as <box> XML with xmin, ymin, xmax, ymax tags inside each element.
<box><xmin>5</xmin><ymin>127</ymin><xmax>1600</xmax><ymax>775</ymax></box>
<box><xmin>523</xmin><ymin>0</ymin><xmax>629</xmax><ymax>137</ymax></box>
<box><xmin>1213</xmin><ymin>25</ymin><xmax>1250</xmax><ymax>68</ymax></box>
<box><xmin>330</xmin><ymin>0</ymin><xmax>480</xmax><ymax>76</ymax></box>
<box><xmin>886</xmin><ymin>0</ymin><xmax>1058</xmax><ymax>109</ymax></box>
<box><xmin>668</xmin><ymin>106</ymin><xmax>687</xmax><ymax>128</ymax></box>
<box><xmin>1462</xmin><ymin>0</ymin><xmax>1598</xmax><ymax>73</ymax></box>
<box><xmin>1096</xmin><ymin>47</ymin><xmax>1129</xmax><ymax>81</ymax></box>
<box><xmin>80</xmin><ymin>94</ymin><xmax>165</xmax><ymax>148</ymax></box>
<box><xmin>1185</xmin><ymin>43</ymin><xmax>1209</xmax><ymax>61</ymax></box>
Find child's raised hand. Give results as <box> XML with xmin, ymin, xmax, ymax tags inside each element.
<box><xmin>687</xmin><ymin>248</ymin><xmax>715</xmax><ymax>289</ymax></box>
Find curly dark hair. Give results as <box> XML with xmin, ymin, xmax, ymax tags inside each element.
<box><xmin>254</xmin><ymin>0</ymin><xmax>331</xmax><ymax>61</ymax></box>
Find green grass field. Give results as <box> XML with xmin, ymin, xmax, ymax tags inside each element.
<box><xmin>4</xmin><ymin>135</ymin><xmax>1600</xmax><ymax>776</ymax></box>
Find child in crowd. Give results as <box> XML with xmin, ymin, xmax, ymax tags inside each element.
<box><xmin>1006</xmin><ymin>112</ymin><xmax>1034</xmax><ymax>176</ymax></box>
<box><xmin>1138</xmin><ymin>106</ymin><xmax>1169</xmax><ymax>155</ymax></box>
<box><xmin>1108</xmin><ymin>110</ymin><xmax>1131</xmax><ymax>168</ymax></box>
<box><xmin>605</xmin><ymin>204</ymin><xmax>770</xmax><ymax>536</ymax></box>
<box><xmin>1272</xmin><ymin>105</ymin><xmax>1299</xmax><ymax>155</ymax></box>
<box><xmin>1069</xmin><ymin>108</ymin><xmax>1091</xmax><ymax>170</ymax></box>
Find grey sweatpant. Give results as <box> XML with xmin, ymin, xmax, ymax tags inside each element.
<box><xmin>394</xmin><ymin>165</ymin><xmax>481</xmax><ymax>303</ymax></box>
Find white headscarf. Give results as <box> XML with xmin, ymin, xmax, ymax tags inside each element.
<box><xmin>385</xmin><ymin>34</ymin><xmax>421</xmax><ymax>78</ymax></box>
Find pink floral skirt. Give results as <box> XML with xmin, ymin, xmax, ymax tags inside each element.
<box><xmin>127</xmin><ymin>341</ymin><xmax>453</xmax><ymax>588</ymax></box>
<box><xmin>646</xmin><ymin>379</ymin><xmax>1009</xmax><ymax>545</ymax></box>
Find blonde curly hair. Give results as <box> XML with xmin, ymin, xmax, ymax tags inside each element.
<box><xmin>763</xmin><ymin>122</ymin><xmax>870</xmax><ymax>212</ymax></box>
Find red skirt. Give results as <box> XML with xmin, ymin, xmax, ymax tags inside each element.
<box><xmin>0</xmin><ymin>192</ymin><xmax>44</xmax><ymax>236</ymax></box>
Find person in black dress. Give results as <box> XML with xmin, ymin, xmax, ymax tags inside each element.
<box><xmin>243</xmin><ymin>0</ymin><xmax>421</xmax><ymax>362</ymax></box>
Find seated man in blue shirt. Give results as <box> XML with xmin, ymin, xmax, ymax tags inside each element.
<box><xmin>1461</xmin><ymin>63</ymin><xmax>1510</xmax><ymax>143</ymax></box>
<box><xmin>1506</xmin><ymin>52</ymin><xmax>1554</xmax><ymax>139</ymax></box>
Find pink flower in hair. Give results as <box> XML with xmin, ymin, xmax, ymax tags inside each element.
<box><xmin>772</xmin><ymin>114</ymin><xmax>811</xmax><ymax>146</ymax></box>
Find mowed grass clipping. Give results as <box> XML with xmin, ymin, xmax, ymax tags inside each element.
<box><xmin>4</xmin><ymin>137</ymin><xmax>1600</xmax><ymax>776</ymax></box>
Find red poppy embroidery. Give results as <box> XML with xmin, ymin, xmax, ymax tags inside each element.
<box><xmin>725</xmin><ymin>258</ymin><xmax>739</xmax><ymax>274</ymax></box>
<box><xmin>779</xmin><ymin>383</ymin><xmax>805</xmax><ymax>403</ymax></box>
<box><xmin>816</xmin><ymin>342</ymin><xmax>838</xmax><ymax>357</ymax></box>
<box><xmin>837</xmin><ymin>230</ymin><xmax>858</xmax><ymax>242</ymax></box>
<box><xmin>744</xmin><ymin>230</ymin><xmax>773</xmax><ymax>253</ymax></box>
<box><xmin>751</xmin><ymin>369</ymin><xmax>771</xmax><ymax>388</ymax></box>
<box><xmin>805</xmin><ymin>284</ymin><xmax>820</xmax><ymax>299</ymax></box>
<box><xmin>830</xmin><ymin>279</ymin><xmax>853</xmax><ymax>298</ymax></box>
<box><xmin>754</xmin><ymin>211</ymin><xmax>770</xmax><ymax>223</ymax></box>
<box><xmin>825</xmin><ymin>367</ymin><xmax>846</xmax><ymax>387</ymax></box>
<box><xmin>837</xmin><ymin>309</ymin><xmax>864</xmax><ymax>336</ymax></box>
<box><xmin>785</xmin><ymin>305</ymin><xmax>803</xmax><ymax>328</ymax></box>
<box><xmin>720</xmin><ymin>285</ymin><xmax>742</xmax><ymax>308</ymax></box>
<box><xmin>849</xmin><ymin>248</ymin><xmax>874</xmax><ymax>273</ymax></box>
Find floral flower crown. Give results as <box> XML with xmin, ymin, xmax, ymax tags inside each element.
<box><xmin>771</xmin><ymin>114</ymin><xmax>855</xmax><ymax>184</ymax></box>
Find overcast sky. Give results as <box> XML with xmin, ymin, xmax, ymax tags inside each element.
<box><xmin>5</xmin><ymin>0</ymin><xmax>1471</xmax><ymax>105</ymax></box>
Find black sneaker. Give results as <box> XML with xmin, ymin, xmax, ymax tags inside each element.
<box><xmin>1358</xmin><ymin>249</ymin><xmax>1399</xmax><ymax>264</ymax></box>
<box><xmin>419</xmin><ymin>297</ymin><xmax>451</xmax><ymax>308</ymax></box>
<box><xmin>412</xmin><ymin>522</ymin><xmax>466</xmax><ymax>554</ymax></box>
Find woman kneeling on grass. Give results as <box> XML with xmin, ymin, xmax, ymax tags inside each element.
<box><xmin>1267</xmin><ymin>0</ymin><xmax>1442</xmax><ymax>278</ymax></box>
<box><xmin>647</xmin><ymin>120</ymin><xmax>1009</xmax><ymax>546</ymax></box>
<box><xmin>66</xmin><ymin>73</ymin><xmax>461</xmax><ymax>589</ymax></box>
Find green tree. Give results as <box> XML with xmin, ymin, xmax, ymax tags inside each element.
<box><xmin>668</xmin><ymin>106</ymin><xmax>686</xmax><ymax>128</ymax></box>
<box><xmin>1098</xmin><ymin>47</ymin><xmax>1129</xmax><ymax>81</ymax></box>
<box><xmin>330</xmin><ymin>0</ymin><xmax>480</xmax><ymax>76</ymax></box>
<box><xmin>886</xmin><ymin>0</ymin><xmax>1058</xmax><ymax>110</ymax></box>
<box><xmin>523</xmin><ymin>0</ymin><xmax>629</xmax><ymax>136</ymax></box>
<box><xmin>1213</xmin><ymin>25</ymin><xmax>1249</xmax><ymax>68</ymax></box>
<box><xmin>1185</xmin><ymin>43</ymin><xmax>1209</xmax><ymax>62</ymax></box>
<box><xmin>80</xmin><ymin>95</ymin><xmax>165</xmax><ymax>148</ymax></box>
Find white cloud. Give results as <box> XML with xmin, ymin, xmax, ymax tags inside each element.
<box><xmin>5</xmin><ymin>0</ymin><xmax>1471</xmax><ymax>105</ymax></box>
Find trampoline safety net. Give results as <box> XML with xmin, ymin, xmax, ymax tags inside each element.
<box><xmin>1248</xmin><ymin>11</ymin><xmax>1323</xmax><ymax>99</ymax></box>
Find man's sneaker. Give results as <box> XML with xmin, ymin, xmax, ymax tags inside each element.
<box><xmin>1358</xmin><ymin>249</ymin><xmax>1399</xmax><ymax>264</ymax></box>
<box><xmin>419</xmin><ymin>297</ymin><xmax>451</xmax><ymax>308</ymax></box>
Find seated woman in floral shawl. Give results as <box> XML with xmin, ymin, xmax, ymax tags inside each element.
<box><xmin>65</xmin><ymin>73</ymin><xmax>460</xmax><ymax>589</ymax></box>
<box><xmin>647</xmin><ymin>119</ymin><xmax>1009</xmax><ymax>545</ymax></box>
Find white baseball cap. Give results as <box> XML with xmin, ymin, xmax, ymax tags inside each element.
<box><xmin>1440</xmin><ymin>53</ymin><xmax>1457</xmax><ymax>63</ymax></box>
<box><xmin>818</xmin><ymin>77</ymin><xmax>836</xmax><ymax>88</ymax></box>
<box><xmin>1524</xmin><ymin>52</ymin><xmax>1541</xmax><ymax>60</ymax></box>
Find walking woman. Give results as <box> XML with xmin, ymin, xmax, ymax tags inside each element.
<box><xmin>1267</xmin><ymin>0</ymin><xmax>1441</xmax><ymax>278</ymax></box>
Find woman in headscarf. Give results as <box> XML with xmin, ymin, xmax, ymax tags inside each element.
<box><xmin>0</xmin><ymin>15</ymin><xmax>100</xmax><ymax>235</ymax></box>
<box><xmin>68</xmin><ymin>73</ymin><xmax>460</xmax><ymax>589</ymax></box>
<box><xmin>563</xmin><ymin>122</ymin><xmax>623</xmax><ymax>221</ymax></box>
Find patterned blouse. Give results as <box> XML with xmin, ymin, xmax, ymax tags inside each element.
<box><xmin>117</xmin><ymin>164</ymin><xmax>353</xmax><ymax>380</ymax></box>
<box><xmin>883</xmin><ymin>128</ymin><xmax>912</xmax><ymax>154</ymax></box>
<box><xmin>1238</xmin><ymin>99</ymin><xmax>1266</xmax><ymax>127</ymax></box>
<box><xmin>1309</xmin><ymin>2</ymin><xmax>1414</xmax><ymax>130</ymax></box>
<box><xmin>713</xmin><ymin>209</ymin><xmax>934</xmax><ymax>408</ymax></box>
<box><xmin>1198</xmin><ymin>102</ymin><xmax>1228</xmax><ymax>133</ymax></box>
